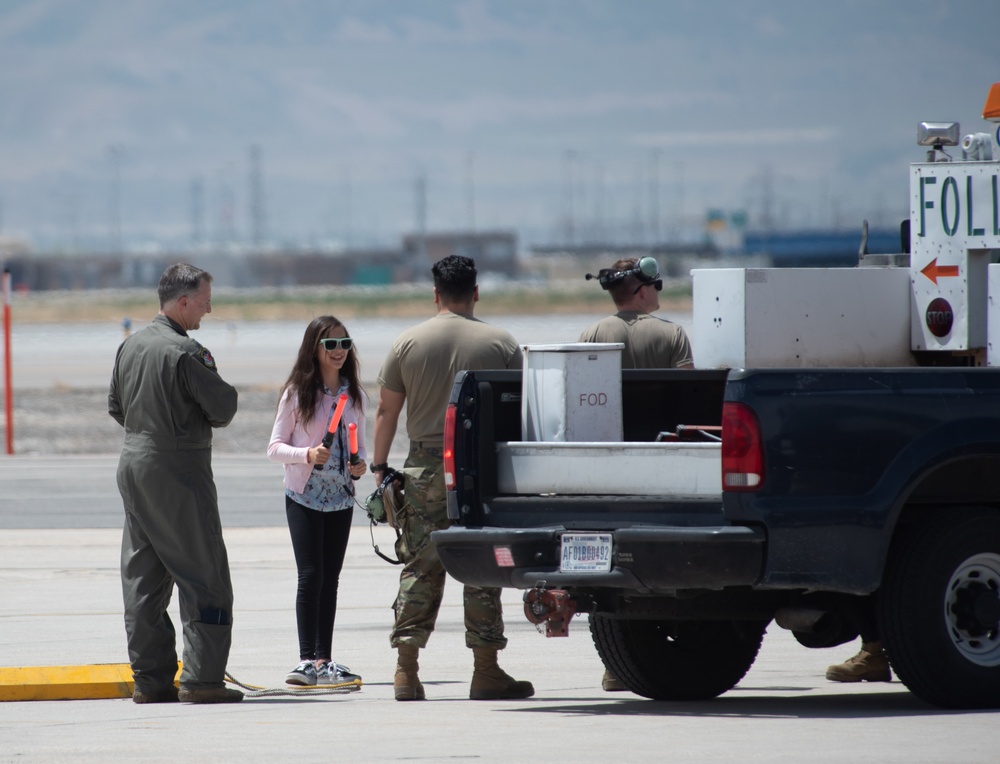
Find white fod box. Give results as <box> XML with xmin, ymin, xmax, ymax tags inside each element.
<box><xmin>521</xmin><ymin>343</ymin><xmax>624</xmax><ymax>442</ymax></box>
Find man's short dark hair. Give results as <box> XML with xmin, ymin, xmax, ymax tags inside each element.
<box><xmin>158</xmin><ymin>263</ymin><xmax>212</xmax><ymax>308</ymax></box>
<box><xmin>432</xmin><ymin>255</ymin><xmax>477</xmax><ymax>303</ymax></box>
<box><xmin>607</xmin><ymin>257</ymin><xmax>639</xmax><ymax>304</ymax></box>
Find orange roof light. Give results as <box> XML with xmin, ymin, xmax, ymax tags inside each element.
<box><xmin>983</xmin><ymin>82</ymin><xmax>1000</xmax><ymax>122</ymax></box>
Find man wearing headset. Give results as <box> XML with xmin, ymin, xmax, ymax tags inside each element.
<box><xmin>580</xmin><ymin>256</ymin><xmax>693</xmax><ymax>369</ymax></box>
<box><xmin>581</xmin><ymin>257</ymin><xmax>694</xmax><ymax>691</ymax></box>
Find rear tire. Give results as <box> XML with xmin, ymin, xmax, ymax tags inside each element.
<box><xmin>879</xmin><ymin>507</ymin><xmax>1000</xmax><ymax>709</ymax></box>
<box><xmin>590</xmin><ymin>615</ymin><xmax>766</xmax><ymax>700</ymax></box>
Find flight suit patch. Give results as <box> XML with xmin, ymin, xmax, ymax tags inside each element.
<box><xmin>199</xmin><ymin>348</ymin><xmax>216</xmax><ymax>369</ymax></box>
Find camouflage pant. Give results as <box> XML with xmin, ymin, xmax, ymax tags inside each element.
<box><xmin>390</xmin><ymin>445</ymin><xmax>507</xmax><ymax>650</ymax></box>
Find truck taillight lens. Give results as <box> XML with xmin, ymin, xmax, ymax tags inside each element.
<box><xmin>444</xmin><ymin>404</ymin><xmax>457</xmax><ymax>490</ymax></box>
<box><xmin>721</xmin><ymin>402</ymin><xmax>764</xmax><ymax>492</ymax></box>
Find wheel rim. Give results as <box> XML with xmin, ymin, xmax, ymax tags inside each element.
<box><xmin>944</xmin><ymin>552</ymin><xmax>1000</xmax><ymax>667</ymax></box>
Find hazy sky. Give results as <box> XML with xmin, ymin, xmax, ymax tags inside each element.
<box><xmin>1</xmin><ymin>0</ymin><xmax>997</xmax><ymax>252</ymax></box>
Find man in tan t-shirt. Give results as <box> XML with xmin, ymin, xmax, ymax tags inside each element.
<box><xmin>581</xmin><ymin>256</ymin><xmax>693</xmax><ymax>692</ymax></box>
<box><xmin>580</xmin><ymin>255</ymin><xmax>693</xmax><ymax>369</ymax></box>
<box><xmin>372</xmin><ymin>255</ymin><xmax>533</xmax><ymax>702</ymax></box>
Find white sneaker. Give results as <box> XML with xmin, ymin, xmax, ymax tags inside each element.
<box><xmin>317</xmin><ymin>661</ymin><xmax>361</xmax><ymax>684</ymax></box>
<box><xmin>285</xmin><ymin>661</ymin><xmax>317</xmax><ymax>686</ymax></box>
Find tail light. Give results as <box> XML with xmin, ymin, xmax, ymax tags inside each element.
<box><xmin>721</xmin><ymin>402</ymin><xmax>764</xmax><ymax>492</ymax></box>
<box><xmin>444</xmin><ymin>403</ymin><xmax>457</xmax><ymax>490</ymax></box>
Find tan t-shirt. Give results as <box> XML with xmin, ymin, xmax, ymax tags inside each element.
<box><xmin>579</xmin><ymin>311</ymin><xmax>693</xmax><ymax>369</ymax></box>
<box><xmin>377</xmin><ymin>312</ymin><xmax>522</xmax><ymax>445</ymax></box>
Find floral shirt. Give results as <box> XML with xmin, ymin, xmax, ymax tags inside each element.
<box><xmin>284</xmin><ymin>382</ymin><xmax>356</xmax><ymax>513</ymax></box>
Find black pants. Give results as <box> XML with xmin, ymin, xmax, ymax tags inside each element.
<box><xmin>285</xmin><ymin>496</ymin><xmax>353</xmax><ymax>661</ymax></box>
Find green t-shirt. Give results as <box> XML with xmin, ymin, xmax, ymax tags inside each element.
<box><xmin>377</xmin><ymin>312</ymin><xmax>522</xmax><ymax>445</ymax></box>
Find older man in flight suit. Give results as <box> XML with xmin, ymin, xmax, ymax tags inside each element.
<box><xmin>109</xmin><ymin>263</ymin><xmax>242</xmax><ymax>704</ymax></box>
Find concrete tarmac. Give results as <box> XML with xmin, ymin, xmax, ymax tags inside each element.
<box><xmin>2</xmin><ymin>456</ymin><xmax>999</xmax><ymax>763</ymax></box>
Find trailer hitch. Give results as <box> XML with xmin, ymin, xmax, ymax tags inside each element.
<box><xmin>523</xmin><ymin>582</ymin><xmax>577</xmax><ymax>637</ymax></box>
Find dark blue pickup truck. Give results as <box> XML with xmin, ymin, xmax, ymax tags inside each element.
<box><xmin>432</xmin><ymin>367</ymin><xmax>1000</xmax><ymax>709</ymax></box>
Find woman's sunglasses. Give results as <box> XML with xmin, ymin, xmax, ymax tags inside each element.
<box><xmin>319</xmin><ymin>337</ymin><xmax>353</xmax><ymax>351</ymax></box>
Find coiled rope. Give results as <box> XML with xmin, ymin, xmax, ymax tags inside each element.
<box><xmin>225</xmin><ymin>671</ymin><xmax>361</xmax><ymax>698</ymax></box>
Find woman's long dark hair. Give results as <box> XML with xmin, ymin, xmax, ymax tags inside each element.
<box><xmin>279</xmin><ymin>315</ymin><xmax>363</xmax><ymax>425</ymax></box>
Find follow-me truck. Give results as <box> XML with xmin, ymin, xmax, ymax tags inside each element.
<box><xmin>431</xmin><ymin>84</ymin><xmax>1000</xmax><ymax>709</ymax></box>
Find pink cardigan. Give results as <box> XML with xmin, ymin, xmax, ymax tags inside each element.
<box><xmin>267</xmin><ymin>385</ymin><xmax>368</xmax><ymax>494</ymax></box>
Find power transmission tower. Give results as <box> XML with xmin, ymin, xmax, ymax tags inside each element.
<box><xmin>465</xmin><ymin>151</ymin><xmax>476</xmax><ymax>232</ymax></box>
<box><xmin>649</xmin><ymin>148</ymin><xmax>660</xmax><ymax>244</ymax></box>
<box><xmin>562</xmin><ymin>149</ymin><xmax>576</xmax><ymax>247</ymax></box>
<box><xmin>248</xmin><ymin>144</ymin><xmax>265</xmax><ymax>250</ymax></box>
<box><xmin>217</xmin><ymin>164</ymin><xmax>236</xmax><ymax>246</ymax></box>
<box><xmin>341</xmin><ymin>167</ymin><xmax>353</xmax><ymax>248</ymax></box>
<box><xmin>190</xmin><ymin>176</ymin><xmax>205</xmax><ymax>247</ymax></box>
<box><xmin>107</xmin><ymin>145</ymin><xmax>124</xmax><ymax>255</ymax></box>
<box><xmin>415</xmin><ymin>170</ymin><xmax>427</xmax><ymax>267</ymax></box>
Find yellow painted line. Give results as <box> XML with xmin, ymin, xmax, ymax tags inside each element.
<box><xmin>0</xmin><ymin>663</ymin><xmax>181</xmax><ymax>702</ymax></box>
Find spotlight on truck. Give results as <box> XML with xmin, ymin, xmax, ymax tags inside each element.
<box><xmin>917</xmin><ymin>121</ymin><xmax>960</xmax><ymax>162</ymax></box>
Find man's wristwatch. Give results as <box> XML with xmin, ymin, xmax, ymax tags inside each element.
<box><xmin>371</xmin><ymin>462</ymin><xmax>389</xmax><ymax>473</ymax></box>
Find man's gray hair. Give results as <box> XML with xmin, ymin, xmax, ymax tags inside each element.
<box><xmin>158</xmin><ymin>263</ymin><xmax>212</xmax><ymax>308</ymax></box>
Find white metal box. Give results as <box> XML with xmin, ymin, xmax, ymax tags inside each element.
<box><xmin>691</xmin><ymin>268</ymin><xmax>914</xmax><ymax>368</ymax></box>
<box><xmin>496</xmin><ymin>441</ymin><xmax>721</xmax><ymax>499</ymax></box>
<box><xmin>521</xmin><ymin>343</ymin><xmax>623</xmax><ymax>442</ymax></box>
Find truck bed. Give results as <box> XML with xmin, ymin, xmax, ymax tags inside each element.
<box><xmin>447</xmin><ymin>368</ymin><xmax>731</xmax><ymax>530</ymax></box>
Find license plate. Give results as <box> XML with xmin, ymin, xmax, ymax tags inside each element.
<box><xmin>560</xmin><ymin>533</ymin><xmax>613</xmax><ymax>573</ymax></box>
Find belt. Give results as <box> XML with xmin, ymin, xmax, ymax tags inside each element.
<box><xmin>409</xmin><ymin>441</ymin><xmax>444</xmax><ymax>454</ymax></box>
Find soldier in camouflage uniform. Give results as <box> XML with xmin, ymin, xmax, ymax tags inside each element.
<box><xmin>372</xmin><ymin>255</ymin><xmax>532</xmax><ymax>701</ymax></box>
<box><xmin>108</xmin><ymin>263</ymin><xmax>243</xmax><ymax>705</ymax></box>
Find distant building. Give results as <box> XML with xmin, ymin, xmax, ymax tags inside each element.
<box><xmin>527</xmin><ymin>242</ymin><xmax>718</xmax><ymax>281</ymax></box>
<box><xmin>401</xmin><ymin>230</ymin><xmax>519</xmax><ymax>278</ymax></box>
<box><xmin>744</xmin><ymin>226</ymin><xmax>905</xmax><ymax>267</ymax></box>
<box><xmin>4</xmin><ymin>253</ymin><xmax>128</xmax><ymax>291</ymax></box>
<box><xmin>247</xmin><ymin>248</ymin><xmax>401</xmax><ymax>287</ymax></box>
<box><xmin>2</xmin><ymin>223</ymin><xmax>911</xmax><ymax>292</ymax></box>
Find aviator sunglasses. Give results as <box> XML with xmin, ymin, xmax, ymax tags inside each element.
<box><xmin>633</xmin><ymin>278</ymin><xmax>664</xmax><ymax>294</ymax></box>
<box><xmin>319</xmin><ymin>337</ymin><xmax>354</xmax><ymax>351</ymax></box>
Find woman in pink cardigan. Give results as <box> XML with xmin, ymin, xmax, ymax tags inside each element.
<box><xmin>267</xmin><ymin>315</ymin><xmax>368</xmax><ymax>687</ymax></box>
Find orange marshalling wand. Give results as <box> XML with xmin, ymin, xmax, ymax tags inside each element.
<box><xmin>348</xmin><ymin>422</ymin><xmax>360</xmax><ymax>465</ymax></box>
<box><xmin>326</xmin><ymin>393</ymin><xmax>349</xmax><ymax>440</ymax></box>
<box><xmin>313</xmin><ymin>393</ymin><xmax>349</xmax><ymax>470</ymax></box>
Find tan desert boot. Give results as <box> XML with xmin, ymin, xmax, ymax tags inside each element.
<box><xmin>825</xmin><ymin>641</ymin><xmax>892</xmax><ymax>683</ymax></box>
<box><xmin>394</xmin><ymin>644</ymin><xmax>425</xmax><ymax>701</ymax></box>
<box><xmin>469</xmin><ymin>646</ymin><xmax>534</xmax><ymax>700</ymax></box>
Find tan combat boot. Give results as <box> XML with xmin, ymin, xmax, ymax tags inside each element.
<box><xmin>825</xmin><ymin>641</ymin><xmax>892</xmax><ymax>683</ymax></box>
<box><xmin>394</xmin><ymin>644</ymin><xmax>425</xmax><ymax>701</ymax></box>
<box><xmin>469</xmin><ymin>646</ymin><xmax>534</xmax><ymax>700</ymax></box>
<box><xmin>601</xmin><ymin>668</ymin><xmax>627</xmax><ymax>692</ymax></box>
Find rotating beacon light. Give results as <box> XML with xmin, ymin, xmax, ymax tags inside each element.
<box><xmin>982</xmin><ymin>82</ymin><xmax>1000</xmax><ymax>160</ymax></box>
<box><xmin>313</xmin><ymin>392</ymin><xmax>349</xmax><ymax>470</ymax></box>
